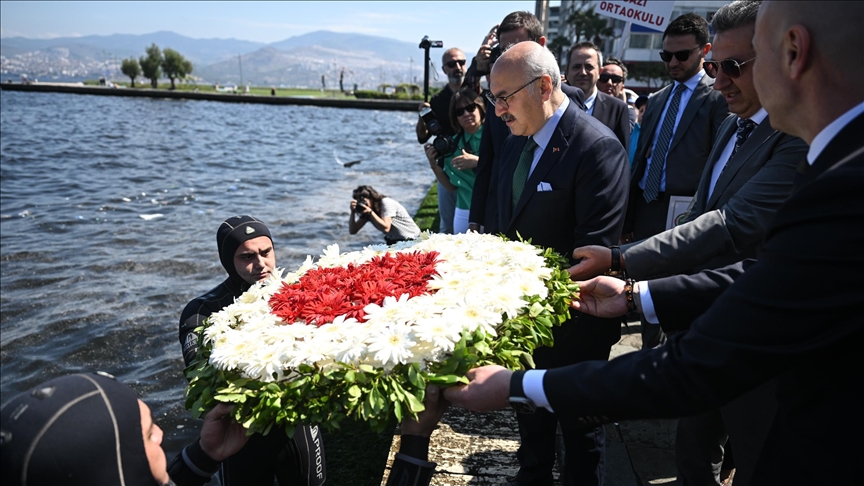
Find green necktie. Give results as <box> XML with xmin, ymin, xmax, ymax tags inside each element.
<box><xmin>512</xmin><ymin>137</ymin><xmax>538</xmax><ymax>210</ymax></box>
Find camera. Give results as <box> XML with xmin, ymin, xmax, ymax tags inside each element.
<box><xmin>420</xmin><ymin>106</ymin><xmax>459</xmax><ymax>166</ymax></box>
<box><xmin>419</xmin><ymin>36</ymin><xmax>443</xmax><ymax>50</ymax></box>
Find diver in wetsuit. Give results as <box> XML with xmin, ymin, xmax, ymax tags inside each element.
<box><xmin>179</xmin><ymin>215</ymin><xmax>327</xmax><ymax>486</ymax></box>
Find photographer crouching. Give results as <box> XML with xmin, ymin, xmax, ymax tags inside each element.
<box><xmin>349</xmin><ymin>185</ymin><xmax>420</xmax><ymax>245</ymax></box>
<box><xmin>424</xmin><ymin>87</ymin><xmax>484</xmax><ymax>234</ymax></box>
<box><xmin>416</xmin><ymin>47</ymin><xmax>466</xmax><ymax>234</ymax></box>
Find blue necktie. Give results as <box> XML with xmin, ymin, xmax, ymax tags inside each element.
<box><xmin>512</xmin><ymin>137</ymin><xmax>538</xmax><ymax>210</ymax></box>
<box><xmin>643</xmin><ymin>83</ymin><xmax>686</xmax><ymax>202</ymax></box>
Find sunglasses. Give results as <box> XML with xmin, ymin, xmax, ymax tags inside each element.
<box><xmin>659</xmin><ymin>46</ymin><xmax>702</xmax><ymax>62</ymax></box>
<box><xmin>598</xmin><ymin>74</ymin><xmax>624</xmax><ymax>84</ymax></box>
<box><xmin>703</xmin><ymin>57</ymin><xmax>757</xmax><ymax>79</ymax></box>
<box><xmin>454</xmin><ymin>104</ymin><xmax>478</xmax><ymax>116</ymax></box>
<box><xmin>444</xmin><ymin>59</ymin><xmax>467</xmax><ymax>69</ymax></box>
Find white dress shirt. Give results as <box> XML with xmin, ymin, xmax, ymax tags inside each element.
<box><xmin>807</xmin><ymin>101</ymin><xmax>864</xmax><ymax>165</ymax></box>
<box><xmin>707</xmin><ymin>107</ymin><xmax>768</xmax><ymax>200</ymax></box>
<box><xmin>527</xmin><ymin>96</ymin><xmax>570</xmax><ymax>177</ymax></box>
<box><xmin>583</xmin><ymin>88</ymin><xmax>598</xmax><ymax>116</ymax></box>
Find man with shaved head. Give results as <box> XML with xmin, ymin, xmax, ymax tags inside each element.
<box><xmin>445</xmin><ymin>1</ymin><xmax>864</xmax><ymax>483</ymax></box>
<box><xmin>486</xmin><ymin>41</ymin><xmax>629</xmax><ymax>485</ymax></box>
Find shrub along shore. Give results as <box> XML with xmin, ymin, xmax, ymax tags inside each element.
<box><xmin>0</xmin><ymin>81</ymin><xmax>420</xmax><ymax>111</ymax></box>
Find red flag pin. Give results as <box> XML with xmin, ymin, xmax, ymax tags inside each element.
<box><xmin>552</xmin><ymin>147</ymin><xmax>560</xmax><ymax>153</ymax></box>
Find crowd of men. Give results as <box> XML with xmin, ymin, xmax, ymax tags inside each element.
<box><xmin>2</xmin><ymin>1</ymin><xmax>861</xmax><ymax>485</ymax></box>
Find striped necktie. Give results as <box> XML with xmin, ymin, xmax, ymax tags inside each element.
<box><xmin>512</xmin><ymin>137</ymin><xmax>538</xmax><ymax>210</ymax></box>
<box><xmin>643</xmin><ymin>83</ymin><xmax>686</xmax><ymax>202</ymax></box>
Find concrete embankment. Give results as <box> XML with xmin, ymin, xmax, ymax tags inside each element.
<box><xmin>0</xmin><ymin>82</ymin><xmax>418</xmax><ymax>111</ymax></box>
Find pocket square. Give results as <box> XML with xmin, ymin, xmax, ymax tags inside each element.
<box><xmin>537</xmin><ymin>182</ymin><xmax>553</xmax><ymax>192</ymax></box>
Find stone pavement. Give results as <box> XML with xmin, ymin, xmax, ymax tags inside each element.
<box><xmin>381</xmin><ymin>322</ymin><xmax>681</xmax><ymax>486</ymax></box>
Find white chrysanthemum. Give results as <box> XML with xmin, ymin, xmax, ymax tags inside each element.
<box><xmin>413</xmin><ymin>318</ymin><xmax>463</xmax><ymax>353</ymax></box>
<box><xmin>204</xmin><ymin>232</ymin><xmax>556</xmax><ymax>381</ymax></box>
<box><xmin>367</xmin><ymin>325</ymin><xmax>416</xmax><ymax>367</ymax></box>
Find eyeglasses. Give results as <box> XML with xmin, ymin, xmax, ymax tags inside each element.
<box><xmin>454</xmin><ymin>104</ymin><xmax>478</xmax><ymax>116</ymax></box>
<box><xmin>659</xmin><ymin>46</ymin><xmax>702</xmax><ymax>63</ymax></box>
<box><xmin>444</xmin><ymin>59</ymin><xmax>467</xmax><ymax>69</ymax></box>
<box><xmin>703</xmin><ymin>57</ymin><xmax>756</xmax><ymax>79</ymax></box>
<box><xmin>485</xmin><ymin>76</ymin><xmax>542</xmax><ymax>109</ymax></box>
<box><xmin>598</xmin><ymin>74</ymin><xmax>624</xmax><ymax>84</ymax></box>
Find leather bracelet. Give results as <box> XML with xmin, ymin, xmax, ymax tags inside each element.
<box><xmin>610</xmin><ymin>246</ymin><xmax>621</xmax><ymax>272</ymax></box>
<box><xmin>623</xmin><ymin>278</ymin><xmax>638</xmax><ymax>314</ymax></box>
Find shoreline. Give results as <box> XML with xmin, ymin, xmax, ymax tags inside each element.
<box><xmin>0</xmin><ymin>82</ymin><xmax>419</xmax><ymax>111</ymax></box>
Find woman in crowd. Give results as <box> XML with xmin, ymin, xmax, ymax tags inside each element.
<box><xmin>423</xmin><ymin>87</ymin><xmax>484</xmax><ymax>234</ymax></box>
<box><xmin>349</xmin><ymin>185</ymin><xmax>421</xmax><ymax>245</ymax></box>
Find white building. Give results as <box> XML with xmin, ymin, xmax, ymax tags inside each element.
<box><xmin>542</xmin><ymin>1</ymin><xmax>729</xmax><ymax>92</ymax></box>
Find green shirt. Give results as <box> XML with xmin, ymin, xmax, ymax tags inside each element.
<box><xmin>443</xmin><ymin>127</ymin><xmax>482</xmax><ymax>210</ymax></box>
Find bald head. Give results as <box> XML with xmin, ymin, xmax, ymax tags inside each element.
<box><xmin>493</xmin><ymin>42</ymin><xmax>561</xmax><ymax>93</ymax></box>
<box><xmin>489</xmin><ymin>42</ymin><xmax>565</xmax><ymax>137</ymax></box>
<box><xmin>753</xmin><ymin>1</ymin><xmax>864</xmax><ymax>142</ymax></box>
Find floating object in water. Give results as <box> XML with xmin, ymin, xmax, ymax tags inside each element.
<box><xmin>140</xmin><ymin>214</ymin><xmax>164</xmax><ymax>221</ymax></box>
<box><xmin>333</xmin><ymin>149</ymin><xmax>361</xmax><ymax>168</ymax></box>
<box><xmin>122</xmin><ymin>197</ymin><xmax>132</xmax><ymax>202</ymax></box>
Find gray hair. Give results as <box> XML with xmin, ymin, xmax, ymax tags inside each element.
<box><xmin>711</xmin><ymin>0</ymin><xmax>761</xmax><ymax>34</ymax></box>
<box><xmin>524</xmin><ymin>45</ymin><xmax>561</xmax><ymax>94</ymax></box>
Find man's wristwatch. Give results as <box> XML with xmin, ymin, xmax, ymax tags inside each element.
<box><xmin>508</xmin><ymin>370</ymin><xmax>536</xmax><ymax>414</ymax></box>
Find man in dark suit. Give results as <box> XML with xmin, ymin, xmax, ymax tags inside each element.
<box><xmin>567</xmin><ymin>2</ymin><xmax>808</xmax><ymax>480</ymax></box>
<box><xmin>625</xmin><ymin>12</ymin><xmax>729</xmax><ymax>349</ymax></box>
<box><xmin>468</xmin><ymin>11</ymin><xmax>584</xmax><ymax>235</ymax></box>
<box><xmin>444</xmin><ymin>1</ymin><xmax>864</xmax><ymax>483</ymax></box>
<box><xmin>625</xmin><ymin>13</ymin><xmax>728</xmax><ymax>244</ymax></box>
<box><xmin>487</xmin><ymin>41</ymin><xmax>629</xmax><ymax>486</ymax></box>
<box><xmin>565</xmin><ymin>41</ymin><xmax>633</xmax><ymax>152</ymax></box>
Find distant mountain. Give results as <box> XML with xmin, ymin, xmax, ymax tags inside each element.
<box><xmin>1</xmin><ymin>31</ymin><xmax>266</xmax><ymax>65</ymax></box>
<box><xmin>1</xmin><ymin>30</ymin><xmax>474</xmax><ymax>88</ymax></box>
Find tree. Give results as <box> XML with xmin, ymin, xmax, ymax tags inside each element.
<box><xmin>567</xmin><ymin>3</ymin><xmax>615</xmax><ymax>48</ymax></box>
<box><xmin>547</xmin><ymin>35</ymin><xmax>571</xmax><ymax>65</ymax></box>
<box><xmin>161</xmin><ymin>48</ymin><xmax>193</xmax><ymax>90</ymax></box>
<box><xmin>120</xmin><ymin>57</ymin><xmax>141</xmax><ymax>88</ymax></box>
<box><xmin>627</xmin><ymin>62</ymin><xmax>669</xmax><ymax>89</ymax></box>
<box><xmin>140</xmin><ymin>43</ymin><xmax>162</xmax><ymax>88</ymax></box>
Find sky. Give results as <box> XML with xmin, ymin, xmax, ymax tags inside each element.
<box><xmin>0</xmin><ymin>1</ymin><xmax>539</xmax><ymax>52</ymax></box>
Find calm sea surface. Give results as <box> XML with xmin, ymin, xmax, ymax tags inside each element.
<box><xmin>0</xmin><ymin>90</ymin><xmax>431</xmax><ymax>455</ymax></box>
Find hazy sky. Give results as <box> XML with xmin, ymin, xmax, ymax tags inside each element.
<box><xmin>0</xmin><ymin>1</ymin><xmax>539</xmax><ymax>51</ymax></box>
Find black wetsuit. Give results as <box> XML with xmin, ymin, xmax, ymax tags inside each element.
<box><xmin>180</xmin><ymin>275</ymin><xmax>326</xmax><ymax>486</ymax></box>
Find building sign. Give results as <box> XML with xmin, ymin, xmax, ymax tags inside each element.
<box><xmin>591</xmin><ymin>1</ymin><xmax>675</xmax><ymax>31</ymax></box>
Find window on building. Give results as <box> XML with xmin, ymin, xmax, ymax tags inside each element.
<box><xmin>629</xmin><ymin>34</ymin><xmax>650</xmax><ymax>49</ymax></box>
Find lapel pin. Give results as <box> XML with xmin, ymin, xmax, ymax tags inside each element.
<box><xmin>552</xmin><ymin>147</ymin><xmax>560</xmax><ymax>153</ymax></box>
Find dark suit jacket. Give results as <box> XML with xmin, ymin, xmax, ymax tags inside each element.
<box><xmin>591</xmin><ymin>91</ymin><xmax>632</xmax><ymax>153</ymax></box>
<box><xmin>624</xmin><ymin>75</ymin><xmax>728</xmax><ymax>238</ymax></box>
<box><xmin>542</xmin><ymin>112</ymin><xmax>864</xmax><ymax>484</ymax></box>
<box><xmin>469</xmin><ymin>83</ymin><xmax>584</xmax><ymax>232</ymax></box>
<box><xmin>622</xmin><ymin>114</ymin><xmax>807</xmax><ymax>279</ymax></box>
<box><xmin>497</xmin><ymin>98</ymin><xmax>630</xmax><ymax>360</ymax></box>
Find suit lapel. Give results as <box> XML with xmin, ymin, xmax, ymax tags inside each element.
<box><xmin>500</xmin><ymin>136</ymin><xmax>529</xmax><ymax>225</ymax></box>
<box><xmin>706</xmin><ymin>118</ymin><xmax>778</xmax><ymax>209</ymax></box>
<box><xmin>592</xmin><ymin>93</ymin><xmax>607</xmax><ymax>124</ymax></box>
<box><xmin>691</xmin><ymin>115</ymin><xmax>737</xmax><ymax>213</ymax></box>
<box><xmin>806</xmin><ymin>112</ymin><xmax>864</xmax><ymax>182</ymax></box>
<box><xmin>508</xmin><ymin>102</ymin><xmax>578</xmax><ymax>227</ymax></box>
<box><xmin>668</xmin><ymin>76</ymin><xmax>714</xmax><ymax>153</ymax></box>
